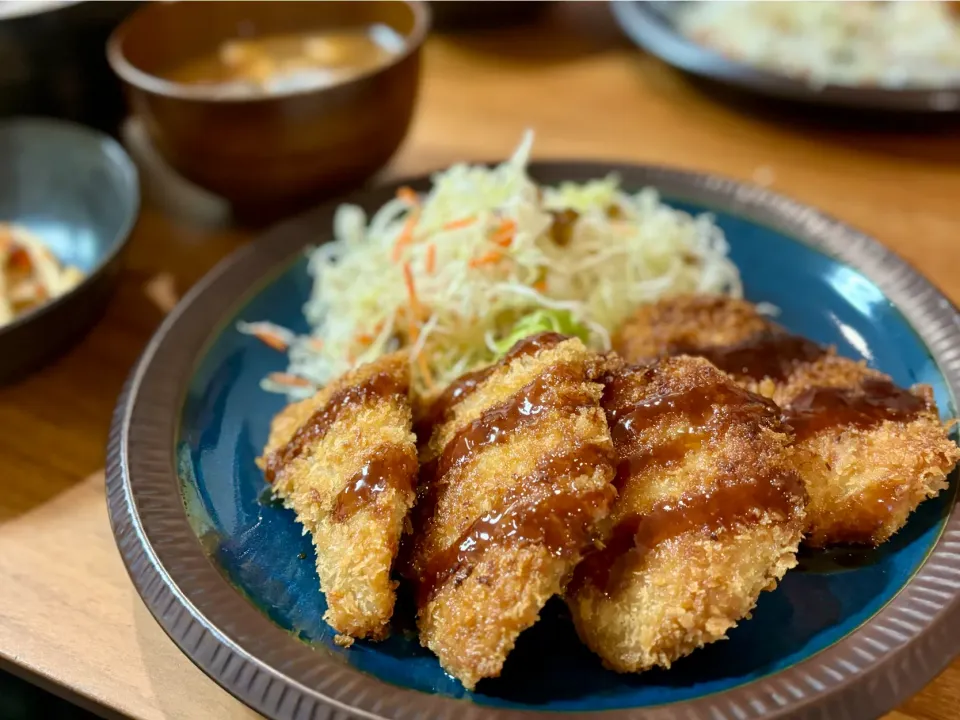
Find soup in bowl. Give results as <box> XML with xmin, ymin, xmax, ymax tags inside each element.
<box><xmin>108</xmin><ymin>0</ymin><xmax>429</xmax><ymax>222</ymax></box>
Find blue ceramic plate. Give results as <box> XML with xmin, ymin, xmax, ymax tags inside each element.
<box><xmin>107</xmin><ymin>163</ymin><xmax>960</xmax><ymax>720</ymax></box>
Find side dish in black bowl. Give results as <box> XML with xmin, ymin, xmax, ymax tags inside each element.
<box><xmin>0</xmin><ymin>118</ymin><xmax>139</xmax><ymax>381</ymax></box>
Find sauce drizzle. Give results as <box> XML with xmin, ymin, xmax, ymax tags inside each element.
<box><xmin>673</xmin><ymin>332</ymin><xmax>825</xmax><ymax>382</ymax></box>
<box><xmin>602</xmin><ymin>370</ymin><xmax>779</xmax><ymax>490</ymax></box>
<box><xmin>574</xmin><ymin>365</ymin><xmax>801</xmax><ymax>595</ymax></box>
<box><xmin>332</xmin><ymin>445</ymin><xmax>417</xmax><ymax>523</ymax></box>
<box><xmin>264</xmin><ymin>370</ymin><xmax>403</xmax><ymax>484</ymax></box>
<box><xmin>549</xmin><ymin>209</ymin><xmax>580</xmax><ymax>247</ymax></box>
<box><xmin>571</xmin><ymin>468</ymin><xmax>803</xmax><ymax>596</ymax></box>
<box><xmin>418</xmin><ymin>332</ymin><xmax>568</xmax><ymax>434</ymax></box>
<box><xmin>425</xmin><ymin>363</ymin><xmax>588</xmax><ymax>483</ymax></box>
<box><xmin>411</xmin><ymin>444</ymin><xmax>615</xmax><ymax>606</ymax></box>
<box><xmin>785</xmin><ymin>378</ymin><xmax>927</xmax><ymax>441</ymax></box>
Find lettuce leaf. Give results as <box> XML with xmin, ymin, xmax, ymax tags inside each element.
<box><xmin>492</xmin><ymin>309</ymin><xmax>590</xmax><ymax>358</ymax></box>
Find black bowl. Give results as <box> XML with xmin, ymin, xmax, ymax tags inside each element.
<box><xmin>0</xmin><ymin>118</ymin><xmax>139</xmax><ymax>382</ymax></box>
<box><xmin>0</xmin><ymin>1</ymin><xmax>139</xmax><ymax>134</ymax></box>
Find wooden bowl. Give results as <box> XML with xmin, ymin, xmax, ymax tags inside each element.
<box><xmin>107</xmin><ymin>0</ymin><xmax>428</xmax><ymax>222</ymax></box>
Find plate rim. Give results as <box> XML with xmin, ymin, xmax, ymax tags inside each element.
<box><xmin>107</xmin><ymin>160</ymin><xmax>960</xmax><ymax>720</ymax></box>
<box><xmin>611</xmin><ymin>0</ymin><xmax>960</xmax><ymax>114</ymax></box>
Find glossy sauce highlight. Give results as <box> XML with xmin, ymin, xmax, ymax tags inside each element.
<box><xmin>785</xmin><ymin>378</ymin><xmax>927</xmax><ymax>440</ymax></box>
<box><xmin>332</xmin><ymin>445</ymin><xmax>417</xmax><ymax>523</ymax></box>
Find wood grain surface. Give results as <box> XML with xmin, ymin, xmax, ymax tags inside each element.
<box><xmin>1</xmin><ymin>4</ymin><xmax>959</xmax><ymax>718</ymax></box>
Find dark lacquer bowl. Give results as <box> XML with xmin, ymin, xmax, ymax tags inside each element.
<box><xmin>107</xmin><ymin>0</ymin><xmax>429</xmax><ymax>223</ymax></box>
<box><xmin>0</xmin><ymin>118</ymin><xmax>139</xmax><ymax>382</ymax></box>
<box><xmin>0</xmin><ymin>1</ymin><xmax>138</xmax><ymax>134</ymax></box>
<box><xmin>107</xmin><ymin>162</ymin><xmax>960</xmax><ymax>720</ymax></box>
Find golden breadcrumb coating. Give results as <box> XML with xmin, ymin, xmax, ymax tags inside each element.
<box><xmin>613</xmin><ymin>295</ymin><xmax>959</xmax><ymax>547</ymax></box>
<box><xmin>777</xmin><ymin>358</ymin><xmax>960</xmax><ymax>547</ymax></box>
<box><xmin>404</xmin><ymin>334</ymin><xmax>617</xmax><ymax>689</ymax></box>
<box><xmin>257</xmin><ymin>352</ymin><xmax>418</xmax><ymax>640</ymax></box>
<box><xmin>613</xmin><ymin>294</ymin><xmax>769</xmax><ymax>363</ymax></box>
<box><xmin>567</xmin><ymin>356</ymin><xmax>806</xmax><ymax>673</ymax></box>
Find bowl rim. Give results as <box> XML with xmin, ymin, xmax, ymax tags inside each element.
<box><xmin>0</xmin><ymin>0</ymin><xmax>80</xmax><ymax>21</ymax></box>
<box><xmin>106</xmin><ymin>0</ymin><xmax>431</xmax><ymax>103</ymax></box>
<box><xmin>0</xmin><ymin>117</ymin><xmax>139</xmax><ymax>339</ymax></box>
<box><xmin>107</xmin><ymin>160</ymin><xmax>960</xmax><ymax>720</ymax></box>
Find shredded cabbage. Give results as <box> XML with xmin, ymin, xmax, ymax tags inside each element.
<box><xmin>240</xmin><ymin>131</ymin><xmax>742</xmax><ymax>400</ymax></box>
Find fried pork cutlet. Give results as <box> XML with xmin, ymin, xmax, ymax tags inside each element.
<box><xmin>776</xmin><ymin>359</ymin><xmax>960</xmax><ymax>547</ymax></box>
<box><xmin>257</xmin><ymin>352</ymin><xmax>418</xmax><ymax>640</ymax></box>
<box><xmin>567</xmin><ymin>356</ymin><xmax>806</xmax><ymax>673</ymax></box>
<box><xmin>614</xmin><ymin>294</ymin><xmax>772</xmax><ymax>365</ymax></box>
<box><xmin>402</xmin><ymin>332</ymin><xmax>617</xmax><ymax>689</ymax></box>
<box><xmin>614</xmin><ymin>295</ymin><xmax>960</xmax><ymax>547</ymax></box>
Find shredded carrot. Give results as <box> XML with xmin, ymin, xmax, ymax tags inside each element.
<box><xmin>267</xmin><ymin>372</ymin><xmax>310</xmax><ymax>387</ymax></box>
<box><xmin>468</xmin><ymin>250</ymin><xmax>503</xmax><ymax>268</ymax></box>
<box><xmin>308</xmin><ymin>338</ymin><xmax>325</xmax><ymax>351</ymax></box>
<box><xmin>403</xmin><ymin>262</ymin><xmax>425</xmax><ymax>319</ymax></box>
<box><xmin>356</xmin><ymin>332</ymin><xmax>374</xmax><ymax>346</ymax></box>
<box><xmin>392</xmin><ymin>212</ymin><xmax>419</xmax><ymax>262</ymax></box>
<box><xmin>490</xmin><ymin>218</ymin><xmax>516</xmax><ymax>248</ymax></box>
<box><xmin>253</xmin><ymin>329</ymin><xmax>288</xmax><ymax>352</ymax></box>
<box><xmin>532</xmin><ymin>279</ymin><xmax>547</xmax><ymax>293</ymax></box>
<box><xmin>8</xmin><ymin>246</ymin><xmax>31</xmax><ymax>271</ymax></box>
<box><xmin>425</xmin><ymin>244</ymin><xmax>436</xmax><ymax>274</ymax></box>
<box><xmin>396</xmin><ymin>186</ymin><xmax>419</xmax><ymax>206</ymax></box>
<box><xmin>406</xmin><ymin>313</ymin><xmax>419</xmax><ymax>344</ymax></box>
<box><xmin>441</xmin><ymin>215</ymin><xmax>476</xmax><ymax>231</ymax></box>
<box><xmin>417</xmin><ymin>352</ymin><xmax>436</xmax><ymax>392</ymax></box>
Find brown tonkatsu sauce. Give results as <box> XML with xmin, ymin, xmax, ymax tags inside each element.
<box><xmin>425</xmin><ymin>362</ymin><xmax>590</xmax><ymax>483</ymax></box>
<box><xmin>784</xmin><ymin>378</ymin><xmax>927</xmax><ymax>441</ymax></box>
<box><xmin>418</xmin><ymin>332</ymin><xmax>568</xmax><ymax>433</ymax></box>
<box><xmin>602</xmin><ymin>368</ymin><xmax>779</xmax><ymax>490</ymax></box>
<box><xmin>264</xmin><ymin>370</ymin><xmax>404</xmax><ymax>483</ymax></box>
<box><xmin>412</xmin><ymin>444</ymin><xmax>616</xmax><ymax>606</ymax></box>
<box><xmin>673</xmin><ymin>331</ymin><xmax>825</xmax><ymax>382</ymax></box>
<box><xmin>332</xmin><ymin>445</ymin><xmax>417</xmax><ymax>523</ymax></box>
<box><xmin>549</xmin><ymin>209</ymin><xmax>580</xmax><ymax>247</ymax></box>
<box><xmin>403</xmin><ymin>332</ymin><xmax>576</xmax><ymax>576</ymax></box>
<box><xmin>574</xmin><ymin>365</ymin><xmax>801</xmax><ymax>595</ymax></box>
<box><xmin>670</xmin><ymin>331</ymin><xmax>927</xmax><ymax>438</ymax></box>
<box><xmin>417</xmin><ymin>366</ymin><xmax>491</xmax><ymax>436</ymax></box>
<box><xmin>571</xmin><ymin>469</ymin><xmax>803</xmax><ymax>596</ymax></box>
<box><xmin>613</xmin><ymin>437</ymin><xmax>695</xmax><ymax>488</ymax></box>
<box><xmin>503</xmin><ymin>331</ymin><xmax>569</xmax><ymax>361</ymax></box>
<box><xmin>603</xmin><ymin>370</ymin><xmax>779</xmax><ymax>429</ymax></box>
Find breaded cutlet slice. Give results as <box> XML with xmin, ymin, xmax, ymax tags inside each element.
<box><xmin>402</xmin><ymin>333</ymin><xmax>617</xmax><ymax>689</ymax></box>
<box><xmin>614</xmin><ymin>295</ymin><xmax>960</xmax><ymax>547</ymax></box>
<box><xmin>614</xmin><ymin>294</ymin><xmax>825</xmax><ymax>394</ymax></box>
<box><xmin>613</xmin><ymin>294</ymin><xmax>771</xmax><ymax>364</ymax></box>
<box><xmin>567</xmin><ymin>356</ymin><xmax>806</xmax><ymax>673</ymax></box>
<box><xmin>257</xmin><ymin>352</ymin><xmax>418</xmax><ymax>640</ymax></box>
<box><xmin>776</xmin><ymin>358</ymin><xmax>960</xmax><ymax>547</ymax></box>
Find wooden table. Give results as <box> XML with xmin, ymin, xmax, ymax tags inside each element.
<box><xmin>2</xmin><ymin>4</ymin><xmax>959</xmax><ymax>719</ymax></box>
